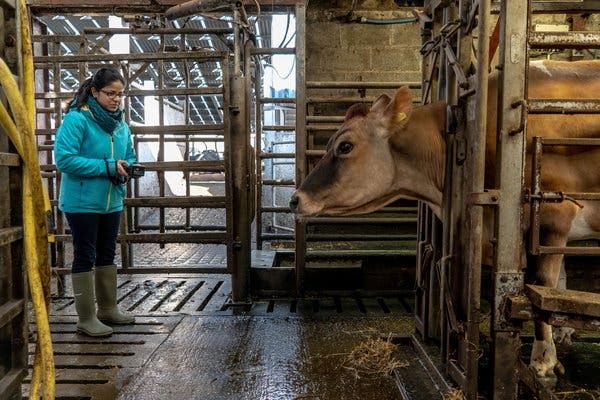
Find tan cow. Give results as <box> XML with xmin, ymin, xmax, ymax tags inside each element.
<box><xmin>290</xmin><ymin>60</ymin><xmax>600</xmax><ymax>379</ymax></box>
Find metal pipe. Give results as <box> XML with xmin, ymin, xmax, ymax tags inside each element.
<box><xmin>464</xmin><ymin>0</ymin><xmax>490</xmax><ymax>396</ymax></box>
<box><xmin>294</xmin><ymin>2</ymin><xmax>307</xmax><ymax>297</ymax></box>
<box><xmin>165</xmin><ymin>0</ymin><xmax>235</xmax><ymax>20</ymax></box>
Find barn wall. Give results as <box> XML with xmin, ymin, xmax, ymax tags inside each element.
<box><xmin>306</xmin><ymin>2</ymin><xmax>422</xmax><ymax>89</ymax></box>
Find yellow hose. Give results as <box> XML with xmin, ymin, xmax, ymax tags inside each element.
<box><xmin>19</xmin><ymin>1</ymin><xmax>55</xmax><ymax>396</ymax></box>
<box><xmin>0</xmin><ymin>1</ymin><xmax>55</xmax><ymax>398</ymax></box>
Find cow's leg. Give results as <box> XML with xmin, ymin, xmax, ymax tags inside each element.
<box><xmin>553</xmin><ymin>260</ymin><xmax>575</xmax><ymax>345</ymax></box>
<box><xmin>530</xmin><ymin>233</ymin><xmax>568</xmax><ymax>378</ymax></box>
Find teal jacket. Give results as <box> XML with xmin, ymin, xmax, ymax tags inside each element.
<box><xmin>54</xmin><ymin>105</ymin><xmax>136</xmax><ymax>213</ymax></box>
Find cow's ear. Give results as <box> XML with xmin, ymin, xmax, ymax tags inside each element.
<box><xmin>370</xmin><ymin>93</ymin><xmax>392</xmax><ymax>114</ymax></box>
<box><xmin>344</xmin><ymin>103</ymin><xmax>370</xmax><ymax>121</ymax></box>
<box><xmin>384</xmin><ymin>86</ymin><xmax>413</xmax><ymax>128</ymax></box>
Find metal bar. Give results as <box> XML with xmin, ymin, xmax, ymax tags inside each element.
<box><xmin>261</xmin><ymin>206</ymin><xmax>293</xmax><ymax>213</ymax></box>
<box><xmin>228</xmin><ymin>17</ymin><xmax>251</xmax><ymax>302</ymax></box>
<box><xmin>306</xmin><ymin>81</ymin><xmax>422</xmax><ymax>89</ymax></box>
<box><xmin>306</xmin><ymin>150</ymin><xmax>326</xmax><ymax>157</ymax></box>
<box><xmin>294</xmin><ymin>2</ymin><xmax>307</xmax><ymax>297</ymax></box>
<box><xmin>164</xmin><ymin>0</ymin><xmax>235</xmax><ymax>19</ymax></box>
<box><xmin>157</xmin><ymin>35</ymin><xmax>167</xmax><ymax>254</ymax></box>
<box><xmin>306</xmin><ymin>125</ymin><xmax>340</xmax><ymax>131</ymax></box>
<box><xmin>0</xmin><ymin>369</ymin><xmax>26</xmax><ymax>400</ymax></box>
<box><xmin>254</xmin><ymin>54</ymin><xmax>264</xmax><ymax>249</ymax></box>
<box><xmin>33</xmin><ymin>50</ymin><xmax>227</xmax><ymax>63</ymax></box>
<box><xmin>30</xmin><ymin>34</ymin><xmax>85</xmax><ymax>42</ymax></box>
<box><xmin>261</xmin><ymin>179</ymin><xmax>295</xmax><ymax>186</ymax></box>
<box><xmin>130</xmin><ymin>124</ymin><xmax>225</xmax><ymax>134</ymax></box>
<box><xmin>259</xmin><ymin>97</ymin><xmax>295</xmax><ymax>104</ymax></box>
<box><xmin>260</xmin><ymin>153</ymin><xmax>294</xmax><ymax>159</ymax></box>
<box><xmin>306</xmin><ymin>116</ymin><xmax>345</xmax><ymax>123</ymax></box>
<box><xmin>118</xmin><ymin>232</ymin><xmax>227</xmax><ymax>243</ymax></box>
<box><xmin>262</xmin><ymin>125</ymin><xmax>295</xmax><ymax>131</ymax></box>
<box><xmin>84</xmin><ymin>27</ymin><xmax>234</xmax><ymax>35</ymax></box>
<box><xmin>134</xmin><ymin>160</ymin><xmax>225</xmax><ymax>172</ymax></box>
<box><xmin>0</xmin><ymin>300</ymin><xmax>24</xmax><ymax>330</ymax></box>
<box><xmin>530</xmin><ymin>137</ymin><xmax>543</xmax><ymax>256</ymax></box>
<box><xmin>124</xmin><ymin>196</ymin><xmax>226</xmax><ymax>208</ymax></box>
<box><xmin>410</xmin><ymin>335</ymin><xmax>453</xmax><ymax>394</ymax></box>
<box><xmin>54</xmin><ymin>266</ymin><xmax>230</xmax><ymax>275</ymax></box>
<box><xmin>0</xmin><ymin>227</ymin><xmax>23</xmax><ymax>247</ymax></box>
<box><xmin>492</xmin><ymin>0</ymin><xmax>529</xmax><ymax>397</ymax></box>
<box><xmin>41</xmin><ymin>161</ymin><xmax>225</xmax><ymax>172</ymax></box>
<box><xmin>0</xmin><ymin>0</ymin><xmax>16</xmax><ymax>9</ymax></box>
<box><xmin>540</xmin><ymin>138</ymin><xmax>600</xmax><ymax>146</ymax></box>
<box><xmin>442</xmin><ymin>40</ymin><xmax>468</xmax><ymax>89</ymax></box>
<box><xmin>121</xmin><ymin>224</ymin><xmax>226</xmax><ymax>231</ymax></box>
<box><xmin>497</xmin><ymin>1</ymin><xmax>600</xmax><ymax>13</ymax></box>
<box><xmin>307</xmin><ymin>96</ymin><xmax>386</xmax><ymax>104</ymax></box>
<box><xmin>35</xmin><ymin>87</ymin><xmax>224</xmax><ymax>98</ymax></box>
<box><xmin>0</xmin><ymin>153</ymin><xmax>19</xmax><ymax>166</ymax></box>
<box><xmin>536</xmin><ymin>246</ymin><xmax>600</xmax><ymax>255</ymax></box>
<box><xmin>251</xmin><ymin>47</ymin><xmax>295</xmax><ymax>55</ymax></box>
<box><xmin>529</xmin><ymin>31</ymin><xmax>600</xmax><ymax>49</ymax></box>
<box><xmin>305</xmin><ymin>217</ymin><xmax>416</xmax><ymax>224</ymax></box>
<box><xmin>462</xmin><ymin>0</ymin><xmax>489</xmax><ymax>395</ymax></box>
<box><xmin>528</xmin><ymin>99</ymin><xmax>600</xmax><ymax>114</ymax></box>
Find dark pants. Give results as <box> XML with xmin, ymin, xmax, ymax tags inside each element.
<box><xmin>65</xmin><ymin>211</ymin><xmax>122</xmax><ymax>273</ymax></box>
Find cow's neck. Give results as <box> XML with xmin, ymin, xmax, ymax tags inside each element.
<box><xmin>390</xmin><ymin>101</ymin><xmax>447</xmax><ymax>217</ymax></box>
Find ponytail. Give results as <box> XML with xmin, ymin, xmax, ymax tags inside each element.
<box><xmin>68</xmin><ymin>67</ymin><xmax>126</xmax><ymax>111</ymax></box>
<box><xmin>70</xmin><ymin>78</ymin><xmax>94</xmax><ymax>111</ymax></box>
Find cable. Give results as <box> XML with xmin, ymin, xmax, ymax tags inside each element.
<box><xmin>360</xmin><ymin>17</ymin><xmax>418</xmax><ymax>24</ymax></box>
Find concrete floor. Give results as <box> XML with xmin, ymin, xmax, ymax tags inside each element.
<box><xmin>27</xmin><ymin>274</ymin><xmax>416</xmax><ymax>400</ymax></box>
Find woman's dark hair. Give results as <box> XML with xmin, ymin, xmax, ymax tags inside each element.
<box><xmin>70</xmin><ymin>67</ymin><xmax>126</xmax><ymax>111</ymax></box>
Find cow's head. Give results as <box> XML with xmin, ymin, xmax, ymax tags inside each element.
<box><xmin>290</xmin><ymin>86</ymin><xmax>444</xmax><ymax>217</ymax></box>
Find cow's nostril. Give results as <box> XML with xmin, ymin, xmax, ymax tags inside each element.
<box><xmin>289</xmin><ymin>194</ymin><xmax>299</xmax><ymax>211</ymax></box>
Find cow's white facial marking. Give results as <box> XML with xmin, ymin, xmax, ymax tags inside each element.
<box><xmin>531</xmin><ymin>60</ymin><xmax>553</xmax><ymax>77</ymax></box>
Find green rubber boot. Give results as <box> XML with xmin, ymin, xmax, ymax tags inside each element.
<box><xmin>71</xmin><ymin>271</ymin><xmax>113</xmax><ymax>337</ymax></box>
<box><xmin>95</xmin><ymin>265</ymin><xmax>135</xmax><ymax>325</ymax></box>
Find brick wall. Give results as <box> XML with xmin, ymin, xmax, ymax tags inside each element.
<box><xmin>306</xmin><ymin>2</ymin><xmax>422</xmax><ymax>87</ymax></box>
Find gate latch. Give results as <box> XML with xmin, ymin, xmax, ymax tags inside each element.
<box><xmin>468</xmin><ymin>189</ymin><xmax>500</xmax><ymax>206</ymax></box>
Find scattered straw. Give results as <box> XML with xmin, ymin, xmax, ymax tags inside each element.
<box><xmin>342</xmin><ymin>334</ymin><xmax>408</xmax><ymax>379</ymax></box>
<box><xmin>444</xmin><ymin>388</ymin><xmax>466</xmax><ymax>400</ymax></box>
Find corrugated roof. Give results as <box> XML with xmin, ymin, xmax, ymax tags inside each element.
<box><xmin>34</xmin><ymin>12</ymin><xmax>281</xmax><ymax>125</ymax></box>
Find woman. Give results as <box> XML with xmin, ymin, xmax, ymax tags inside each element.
<box><xmin>55</xmin><ymin>67</ymin><xmax>136</xmax><ymax>337</ymax></box>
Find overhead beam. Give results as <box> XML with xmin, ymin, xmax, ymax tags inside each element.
<box><xmin>29</xmin><ymin>0</ymin><xmax>305</xmax><ymax>14</ymax></box>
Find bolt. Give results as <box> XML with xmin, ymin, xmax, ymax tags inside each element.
<box><xmin>5</xmin><ymin>35</ymin><xmax>16</xmax><ymax>47</ymax></box>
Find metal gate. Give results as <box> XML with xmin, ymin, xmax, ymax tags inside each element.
<box><xmin>25</xmin><ymin>1</ymin><xmax>263</xmax><ymax>302</ymax></box>
<box><xmin>415</xmin><ymin>0</ymin><xmax>600</xmax><ymax>399</ymax></box>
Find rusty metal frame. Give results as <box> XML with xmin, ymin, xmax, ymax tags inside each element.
<box><xmin>29</xmin><ymin>11</ymin><xmax>238</xmax><ymax>276</ymax></box>
<box><xmin>529</xmin><ymin>136</ymin><xmax>600</xmax><ymax>256</ymax></box>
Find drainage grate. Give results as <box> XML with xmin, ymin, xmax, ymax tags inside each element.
<box><xmin>52</xmin><ymin>274</ymin><xmax>232</xmax><ymax>315</ymax></box>
<box><xmin>24</xmin><ymin>316</ymin><xmax>181</xmax><ymax>400</ymax></box>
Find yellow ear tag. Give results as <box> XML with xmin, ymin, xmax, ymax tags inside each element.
<box><xmin>395</xmin><ymin>112</ymin><xmax>407</xmax><ymax>124</ymax></box>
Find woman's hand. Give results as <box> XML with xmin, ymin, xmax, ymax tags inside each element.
<box><xmin>116</xmin><ymin>160</ymin><xmax>130</xmax><ymax>178</ymax></box>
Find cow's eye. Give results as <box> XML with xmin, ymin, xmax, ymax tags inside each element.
<box><xmin>338</xmin><ymin>141</ymin><xmax>353</xmax><ymax>154</ymax></box>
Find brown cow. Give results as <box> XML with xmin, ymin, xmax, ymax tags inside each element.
<box><xmin>290</xmin><ymin>60</ymin><xmax>600</xmax><ymax>379</ymax></box>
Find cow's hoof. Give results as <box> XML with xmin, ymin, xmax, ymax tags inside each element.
<box><xmin>553</xmin><ymin>327</ymin><xmax>575</xmax><ymax>346</ymax></box>
<box><xmin>554</xmin><ymin>360</ymin><xmax>565</xmax><ymax>376</ymax></box>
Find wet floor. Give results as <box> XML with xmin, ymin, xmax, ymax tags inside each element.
<box><xmin>117</xmin><ymin>312</ymin><xmax>414</xmax><ymax>400</ymax></box>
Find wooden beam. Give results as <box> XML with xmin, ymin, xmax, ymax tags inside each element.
<box><xmin>0</xmin><ymin>153</ymin><xmax>20</xmax><ymax>167</ymax></box>
<box><xmin>525</xmin><ymin>284</ymin><xmax>600</xmax><ymax>318</ymax></box>
<box><xmin>0</xmin><ymin>0</ymin><xmax>16</xmax><ymax>10</ymax></box>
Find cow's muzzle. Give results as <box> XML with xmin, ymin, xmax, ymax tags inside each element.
<box><xmin>289</xmin><ymin>193</ymin><xmax>299</xmax><ymax>213</ymax></box>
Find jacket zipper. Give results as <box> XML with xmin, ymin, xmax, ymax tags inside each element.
<box><xmin>106</xmin><ymin>133</ymin><xmax>114</xmax><ymax>212</ymax></box>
